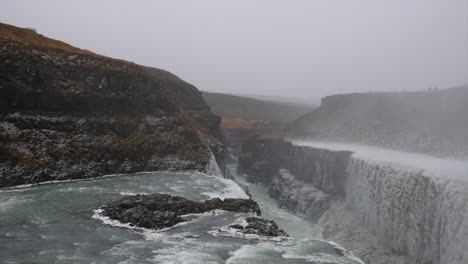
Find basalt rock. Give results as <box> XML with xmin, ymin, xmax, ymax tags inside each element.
<box><xmin>230</xmin><ymin>217</ymin><xmax>288</xmax><ymax>237</ymax></box>
<box><xmin>100</xmin><ymin>193</ymin><xmax>262</xmax><ymax>230</ymax></box>
<box><xmin>0</xmin><ymin>23</ymin><xmax>227</xmax><ymax>187</ymax></box>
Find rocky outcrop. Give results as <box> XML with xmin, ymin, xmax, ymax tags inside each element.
<box><xmin>269</xmin><ymin>169</ymin><xmax>332</xmax><ymax>221</ymax></box>
<box><xmin>229</xmin><ymin>217</ymin><xmax>288</xmax><ymax>237</ymax></box>
<box><xmin>238</xmin><ymin>138</ymin><xmax>468</xmax><ymax>264</ymax></box>
<box><xmin>289</xmin><ymin>87</ymin><xmax>468</xmax><ymax>158</ymax></box>
<box><xmin>0</xmin><ymin>23</ymin><xmax>227</xmax><ymax>187</ymax></box>
<box><xmin>99</xmin><ymin>193</ymin><xmax>288</xmax><ymax>237</ymax></box>
<box><xmin>238</xmin><ymin>137</ymin><xmax>351</xmax><ymax>196</ymax></box>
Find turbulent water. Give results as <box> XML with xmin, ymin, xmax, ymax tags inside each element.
<box><xmin>0</xmin><ymin>169</ymin><xmax>362</xmax><ymax>264</ymax></box>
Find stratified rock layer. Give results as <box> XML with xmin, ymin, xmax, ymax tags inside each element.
<box><xmin>289</xmin><ymin>87</ymin><xmax>468</xmax><ymax>158</ymax></box>
<box><xmin>0</xmin><ymin>23</ymin><xmax>227</xmax><ymax>187</ymax></box>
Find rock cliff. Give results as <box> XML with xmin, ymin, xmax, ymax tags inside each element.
<box><xmin>202</xmin><ymin>92</ymin><xmax>313</xmax><ymax>164</ymax></box>
<box><xmin>238</xmin><ymin>138</ymin><xmax>468</xmax><ymax>264</ymax></box>
<box><xmin>0</xmin><ymin>23</ymin><xmax>226</xmax><ymax>188</ymax></box>
<box><xmin>289</xmin><ymin>87</ymin><xmax>468</xmax><ymax>158</ymax></box>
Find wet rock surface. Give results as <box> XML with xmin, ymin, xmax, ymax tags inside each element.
<box><xmin>101</xmin><ymin>193</ymin><xmax>263</xmax><ymax>230</ymax></box>
<box><xmin>238</xmin><ymin>137</ymin><xmax>468</xmax><ymax>264</ymax></box>
<box><xmin>269</xmin><ymin>169</ymin><xmax>331</xmax><ymax>221</ymax></box>
<box><xmin>0</xmin><ymin>23</ymin><xmax>227</xmax><ymax>187</ymax></box>
<box><xmin>229</xmin><ymin>217</ymin><xmax>288</xmax><ymax>237</ymax></box>
<box><xmin>238</xmin><ymin>137</ymin><xmax>350</xmax><ymax>196</ymax></box>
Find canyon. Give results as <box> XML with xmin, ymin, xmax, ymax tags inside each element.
<box><xmin>237</xmin><ymin>88</ymin><xmax>468</xmax><ymax>264</ymax></box>
<box><xmin>1</xmin><ymin>20</ymin><xmax>467</xmax><ymax>264</ymax></box>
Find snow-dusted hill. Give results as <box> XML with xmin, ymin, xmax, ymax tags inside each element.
<box><xmin>289</xmin><ymin>87</ymin><xmax>468</xmax><ymax>158</ymax></box>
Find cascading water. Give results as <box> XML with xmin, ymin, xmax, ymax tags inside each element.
<box><xmin>205</xmin><ymin>152</ymin><xmax>223</xmax><ymax>177</ymax></box>
<box><xmin>0</xmin><ymin>166</ymin><xmax>363</xmax><ymax>264</ymax></box>
<box><xmin>267</xmin><ymin>139</ymin><xmax>468</xmax><ymax>264</ymax></box>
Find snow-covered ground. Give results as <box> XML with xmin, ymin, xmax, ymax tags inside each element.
<box><xmin>289</xmin><ymin>139</ymin><xmax>468</xmax><ymax>181</ymax></box>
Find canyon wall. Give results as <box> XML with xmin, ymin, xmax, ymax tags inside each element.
<box><xmin>202</xmin><ymin>91</ymin><xmax>313</xmax><ymax>164</ymax></box>
<box><xmin>238</xmin><ymin>138</ymin><xmax>468</xmax><ymax>264</ymax></box>
<box><xmin>0</xmin><ymin>23</ymin><xmax>226</xmax><ymax>187</ymax></box>
<box><xmin>289</xmin><ymin>88</ymin><xmax>468</xmax><ymax>158</ymax></box>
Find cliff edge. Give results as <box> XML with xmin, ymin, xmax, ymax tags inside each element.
<box><xmin>289</xmin><ymin>87</ymin><xmax>468</xmax><ymax>158</ymax></box>
<box><xmin>0</xmin><ymin>23</ymin><xmax>226</xmax><ymax>188</ymax></box>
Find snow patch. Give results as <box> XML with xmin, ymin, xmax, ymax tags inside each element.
<box><xmin>289</xmin><ymin>139</ymin><xmax>468</xmax><ymax>181</ymax></box>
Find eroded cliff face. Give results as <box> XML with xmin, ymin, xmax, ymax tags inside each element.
<box><xmin>0</xmin><ymin>23</ymin><xmax>226</xmax><ymax>188</ymax></box>
<box><xmin>289</xmin><ymin>88</ymin><xmax>468</xmax><ymax>158</ymax></box>
<box><xmin>238</xmin><ymin>138</ymin><xmax>468</xmax><ymax>264</ymax></box>
<box><xmin>345</xmin><ymin>158</ymin><xmax>468</xmax><ymax>264</ymax></box>
<box><xmin>238</xmin><ymin>138</ymin><xmax>350</xmax><ymax>196</ymax></box>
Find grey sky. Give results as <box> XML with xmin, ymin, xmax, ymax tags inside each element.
<box><xmin>1</xmin><ymin>0</ymin><xmax>467</xmax><ymax>103</ymax></box>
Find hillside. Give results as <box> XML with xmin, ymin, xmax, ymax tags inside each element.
<box><xmin>202</xmin><ymin>91</ymin><xmax>312</xmax><ymax>127</ymax></box>
<box><xmin>0</xmin><ymin>23</ymin><xmax>226</xmax><ymax>187</ymax></box>
<box><xmin>289</xmin><ymin>86</ymin><xmax>468</xmax><ymax>158</ymax></box>
<box><xmin>201</xmin><ymin>91</ymin><xmax>313</xmax><ymax>162</ymax></box>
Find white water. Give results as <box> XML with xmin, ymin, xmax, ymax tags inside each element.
<box><xmin>288</xmin><ymin>139</ymin><xmax>468</xmax><ymax>264</ymax></box>
<box><xmin>229</xmin><ymin>165</ymin><xmax>317</xmax><ymax>240</ymax></box>
<box><xmin>205</xmin><ymin>152</ymin><xmax>223</xmax><ymax>176</ymax></box>
<box><xmin>0</xmin><ymin>169</ymin><xmax>362</xmax><ymax>264</ymax></box>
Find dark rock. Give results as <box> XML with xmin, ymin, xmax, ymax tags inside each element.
<box><xmin>238</xmin><ymin>137</ymin><xmax>351</xmax><ymax>196</ymax></box>
<box><xmin>0</xmin><ymin>23</ymin><xmax>228</xmax><ymax>188</ymax></box>
<box><xmin>218</xmin><ymin>198</ymin><xmax>261</xmax><ymax>215</ymax></box>
<box><xmin>228</xmin><ymin>217</ymin><xmax>289</xmax><ymax>237</ymax></box>
<box><xmin>242</xmin><ymin>217</ymin><xmax>288</xmax><ymax>237</ymax></box>
<box><xmin>101</xmin><ymin>193</ymin><xmax>261</xmax><ymax>230</ymax></box>
<box><xmin>229</xmin><ymin>224</ymin><xmax>245</xmax><ymax>230</ymax></box>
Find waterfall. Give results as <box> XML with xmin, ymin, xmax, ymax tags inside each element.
<box><xmin>344</xmin><ymin>157</ymin><xmax>468</xmax><ymax>264</ymax></box>
<box><xmin>239</xmin><ymin>138</ymin><xmax>468</xmax><ymax>264</ymax></box>
<box><xmin>205</xmin><ymin>152</ymin><xmax>223</xmax><ymax>177</ymax></box>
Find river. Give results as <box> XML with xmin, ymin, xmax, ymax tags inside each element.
<box><xmin>0</xmin><ymin>168</ymin><xmax>362</xmax><ymax>264</ymax></box>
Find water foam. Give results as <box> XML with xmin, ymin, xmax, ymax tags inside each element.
<box><xmin>205</xmin><ymin>152</ymin><xmax>223</xmax><ymax>176</ymax></box>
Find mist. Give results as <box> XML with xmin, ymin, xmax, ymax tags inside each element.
<box><xmin>1</xmin><ymin>0</ymin><xmax>467</xmax><ymax>103</ymax></box>
<box><xmin>2</xmin><ymin>1</ymin><xmax>468</xmax><ymax>263</ymax></box>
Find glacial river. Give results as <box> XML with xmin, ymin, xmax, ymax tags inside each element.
<box><xmin>0</xmin><ymin>168</ymin><xmax>362</xmax><ymax>264</ymax></box>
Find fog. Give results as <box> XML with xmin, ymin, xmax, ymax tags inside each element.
<box><xmin>1</xmin><ymin>0</ymin><xmax>467</xmax><ymax>103</ymax></box>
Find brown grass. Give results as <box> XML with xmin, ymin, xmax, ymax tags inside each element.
<box><xmin>14</xmin><ymin>152</ymin><xmax>51</xmax><ymax>169</ymax></box>
<box><xmin>255</xmin><ymin>133</ymin><xmax>284</xmax><ymax>140</ymax></box>
<box><xmin>220</xmin><ymin>118</ymin><xmax>272</xmax><ymax>130</ymax></box>
<box><xmin>0</xmin><ymin>22</ymin><xmax>133</xmax><ymax>64</ymax></box>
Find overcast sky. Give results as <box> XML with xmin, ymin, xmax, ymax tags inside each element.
<box><xmin>1</xmin><ymin>0</ymin><xmax>467</xmax><ymax>103</ymax></box>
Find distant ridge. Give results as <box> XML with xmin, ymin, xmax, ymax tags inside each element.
<box><xmin>289</xmin><ymin>86</ymin><xmax>468</xmax><ymax>158</ymax></box>
<box><xmin>202</xmin><ymin>91</ymin><xmax>313</xmax><ymax>126</ymax></box>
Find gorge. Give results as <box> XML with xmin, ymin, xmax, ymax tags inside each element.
<box><xmin>0</xmin><ymin>22</ymin><xmax>364</xmax><ymax>264</ymax></box>
<box><xmin>237</xmin><ymin>88</ymin><xmax>468</xmax><ymax>264</ymax></box>
<box><xmin>1</xmin><ymin>18</ymin><xmax>467</xmax><ymax>264</ymax></box>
